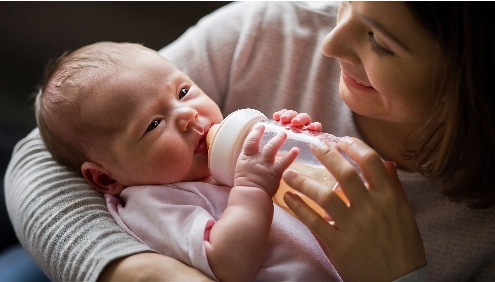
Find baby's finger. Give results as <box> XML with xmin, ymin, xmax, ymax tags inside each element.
<box><xmin>273</xmin><ymin>109</ymin><xmax>288</xmax><ymax>121</ymax></box>
<box><xmin>307</xmin><ymin>122</ymin><xmax>322</xmax><ymax>132</ymax></box>
<box><xmin>273</xmin><ymin>147</ymin><xmax>299</xmax><ymax>175</ymax></box>
<box><xmin>290</xmin><ymin>113</ymin><xmax>311</xmax><ymax>127</ymax></box>
<box><xmin>261</xmin><ymin>131</ymin><xmax>287</xmax><ymax>162</ymax></box>
<box><xmin>242</xmin><ymin>124</ymin><xmax>264</xmax><ymax>156</ymax></box>
<box><xmin>279</xmin><ymin>110</ymin><xmax>298</xmax><ymax>123</ymax></box>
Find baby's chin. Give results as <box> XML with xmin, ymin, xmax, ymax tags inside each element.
<box><xmin>196</xmin><ymin>175</ymin><xmax>216</xmax><ymax>184</ymax></box>
<box><xmin>181</xmin><ymin>161</ymin><xmax>211</xmax><ymax>182</ymax></box>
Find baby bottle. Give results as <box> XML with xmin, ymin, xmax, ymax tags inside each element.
<box><xmin>207</xmin><ymin>108</ymin><xmax>358</xmax><ymax>218</ymax></box>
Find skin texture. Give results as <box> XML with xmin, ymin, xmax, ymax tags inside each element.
<box><xmin>103</xmin><ymin>1</ymin><xmax>435</xmax><ymax>280</ymax></box>
<box><xmin>324</xmin><ymin>1</ymin><xmax>443</xmax><ymax>171</ymax></box>
<box><xmin>283</xmin><ymin>137</ymin><xmax>425</xmax><ymax>282</ymax></box>
<box><xmin>98</xmin><ymin>253</ymin><xmax>213</xmax><ymax>282</ymax></box>
<box><xmin>79</xmin><ymin>44</ymin><xmax>223</xmax><ymax>193</ymax></box>
<box><xmin>205</xmin><ymin>125</ymin><xmax>298</xmax><ymax>281</ymax></box>
<box><xmin>282</xmin><ymin>2</ymin><xmax>431</xmax><ymax>281</ymax></box>
<box><xmin>61</xmin><ymin>43</ymin><xmax>309</xmax><ymax>281</ymax></box>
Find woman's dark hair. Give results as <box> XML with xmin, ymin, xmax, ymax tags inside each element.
<box><xmin>405</xmin><ymin>2</ymin><xmax>495</xmax><ymax>208</ymax></box>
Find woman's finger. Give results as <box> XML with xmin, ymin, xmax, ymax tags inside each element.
<box><xmin>283</xmin><ymin>192</ymin><xmax>337</xmax><ymax>243</ymax></box>
<box><xmin>282</xmin><ymin>169</ymin><xmax>351</xmax><ymax>226</ymax></box>
<box><xmin>337</xmin><ymin>137</ymin><xmax>391</xmax><ymax>192</ymax></box>
<box><xmin>383</xmin><ymin>161</ymin><xmax>409</xmax><ymax>202</ymax></box>
<box><xmin>309</xmin><ymin>138</ymin><xmax>369</xmax><ymax>206</ymax></box>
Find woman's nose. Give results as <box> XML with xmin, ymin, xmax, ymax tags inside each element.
<box><xmin>321</xmin><ymin>6</ymin><xmax>360</xmax><ymax>65</ymax></box>
<box><xmin>176</xmin><ymin>107</ymin><xmax>199</xmax><ymax>131</ymax></box>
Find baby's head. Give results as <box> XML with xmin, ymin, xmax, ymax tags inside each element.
<box><xmin>36</xmin><ymin>42</ymin><xmax>223</xmax><ymax>195</ymax></box>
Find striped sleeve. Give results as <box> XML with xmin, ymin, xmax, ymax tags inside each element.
<box><xmin>4</xmin><ymin>129</ymin><xmax>153</xmax><ymax>282</ymax></box>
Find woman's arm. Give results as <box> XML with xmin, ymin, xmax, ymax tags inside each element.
<box><xmin>5</xmin><ymin>3</ymin><xmax>270</xmax><ymax>281</ymax></box>
<box><xmin>4</xmin><ymin>130</ymin><xmax>155</xmax><ymax>281</ymax></box>
<box><xmin>6</xmin><ymin>2</ymin><xmax>342</xmax><ymax>281</ymax></box>
<box><xmin>98</xmin><ymin>253</ymin><xmax>212</xmax><ymax>282</ymax></box>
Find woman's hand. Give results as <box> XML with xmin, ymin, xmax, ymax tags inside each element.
<box><xmin>282</xmin><ymin>136</ymin><xmax>426</xmax><ymax>282</ymax></box>
<box><xmin>273</xmin><ymin>109</ymin><xmax>322</xmax><ymax>131</ymax></box>
<box><xmin>98</xmin><ymin>252</ymin><xmax>213</xmax><ymax>282</ymax></box>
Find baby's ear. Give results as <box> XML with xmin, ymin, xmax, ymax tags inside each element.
<box><xmin>81</xmin><ymin>162</ymin><xmax>124</xmax><ymax>195</ymax></box>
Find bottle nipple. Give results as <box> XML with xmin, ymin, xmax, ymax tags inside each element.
<box><xmin>207</xmin><ymin>124</ymin><xmax>220</xmax><ymax>152</ymax></box>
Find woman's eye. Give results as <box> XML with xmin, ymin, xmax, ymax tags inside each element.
<box><xmin>145</xmin><ymin>120</ymin><xmax>161</xmax><ymax>133</ymax></box>
<box><xmin>179</xmin><ymin>88</ymin><xmax>189</xmax><ymax>99</ymax></box>
<box><xmin>367</xmin><ymin>32</ymin><xmax>393</xmax><ymax>56</ymax></box>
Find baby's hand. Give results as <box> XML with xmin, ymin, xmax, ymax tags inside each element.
<box><xmin>234</xmin><ymin>124</ymin><xmax>299</xmax><ymax>197</ymax></box>
<box><xmin>273</xmin><ymin>109</ymin><xmax>322</xmax><ymax>131</ymax></box>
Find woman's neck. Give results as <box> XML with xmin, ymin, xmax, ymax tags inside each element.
<box><xmin>353</xmin><ymin>113</ymin><xmax>421</xmax><ymax>172</ymax></box>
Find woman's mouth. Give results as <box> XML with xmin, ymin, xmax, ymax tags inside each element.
<box><xmin>341</xmin><ymin>71</ymin><xmax>375</xmax><ymax>91</ymax></box>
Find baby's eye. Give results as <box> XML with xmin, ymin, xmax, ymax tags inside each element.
<box><xmin>179</xmin><ymin>88</ymin><xmax>189</xmax><ymax>100</ymax></box>
<box><xmin>145</xmin><ymin>120</ymin><xmax>161</xmax><ymax>133</ymax></box>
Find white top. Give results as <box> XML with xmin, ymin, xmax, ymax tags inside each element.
<box><xmin>106</xmin><ymin>182</ymin><xmax>340</xmax><ymax>281</ymax></box>
<box><xmin>5</xmin><ymin>2</ymin><xmax>495</xmax><ymax>281</ymax></box>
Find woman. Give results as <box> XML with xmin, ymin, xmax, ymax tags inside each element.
<box><xmin>5</xmin><ymin>2</ymin><xmax>495</xmax><ymax>281</ymax></box>
<box><xmin>283</xmin><ymin>2</ymin><xmax>495</xmax><ymax>281</ymax></box>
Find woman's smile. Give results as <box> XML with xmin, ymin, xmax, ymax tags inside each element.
<box><xmin>341</xmin><ymin>70</ymin><xmax>375</xmax><ymax>91</ymax></box>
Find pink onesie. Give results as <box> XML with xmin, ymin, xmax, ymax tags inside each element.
<box><xmin>106</xmin><ymin>182</ymin><xmax>341</xmax><ymax>281</ymax></box>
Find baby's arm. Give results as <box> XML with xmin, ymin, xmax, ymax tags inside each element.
<box><xmin>204</xmin><ymin>124</ymin><xmax>298</xmax><ymax>282</ymax></box>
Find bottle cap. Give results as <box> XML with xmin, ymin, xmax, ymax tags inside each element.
<box><xmin>208</xmin><ymin>108</ymin><xmax>267</xmax><ymax>186</ymax></box>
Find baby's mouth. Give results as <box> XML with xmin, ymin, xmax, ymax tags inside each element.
<box><xmin>194</xmin><ymin>131</ymin><xmax>208</xmax><ymax>155</ymax></box>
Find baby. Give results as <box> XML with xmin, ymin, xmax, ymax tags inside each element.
<box><xmin>35</xmin><ymin>42</ymin><xmax>339</xmax><ymax>281</ymax></box>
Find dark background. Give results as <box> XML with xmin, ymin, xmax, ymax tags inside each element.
<box><xmin>0</xmin><ymin>1</ymin><xmax>230</xmax><ymax>253</ymax></box>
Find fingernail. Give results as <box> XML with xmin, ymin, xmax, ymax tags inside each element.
<box><xmin>283</xmin><ymin>191</ymin><xmax>296</xmax><ymax>203</ymax></box>
<box><xmin>253</xmin><ymin>123</ymin><xmax>262</xmax><ymax>130</ymax></box>
<box><xmin>311</xmin><ymin>137</ymin><xmax>328</xmax><ymax>150</ymax></box>
<box><xmin>339</xmin><ymin>136</ymin><xmax>354</xmax><ymax>145</ymax></box>
<box><xmin>283</xmin><ymin>169</ymin><xmax>296</xmax><ymax>180</ymax></box>
<box><xmin>276</xmin><ymin>131</ymin><xmax>286</xmax><ymax>139</ymax></box>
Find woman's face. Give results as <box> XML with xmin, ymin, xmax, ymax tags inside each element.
<box><xmin>322</xmin><ymin>1</ymin><xmax>443</xmax><ymax>126</ymax></box>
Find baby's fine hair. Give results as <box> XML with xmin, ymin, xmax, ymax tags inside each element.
<box><xmin>35</xmin><ymin>42</ymin><xmax>135</xmax><ymax>174</ymax></box>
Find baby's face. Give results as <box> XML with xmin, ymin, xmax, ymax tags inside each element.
<box><xmin>82</xmin><ymin>44</ymin><xmax>223</xmax><ymax>186</ymax></box>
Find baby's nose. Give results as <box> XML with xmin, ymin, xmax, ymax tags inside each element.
<box><xmin>176</xmin><ymin>107</ymin><xmax>199</xmax><ymax>131</ymax></box>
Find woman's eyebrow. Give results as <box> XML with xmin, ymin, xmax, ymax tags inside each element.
<box><xmin>358</xmin><ymin>13</ymin><xmax>411</xmax><ymax>53</ymax></box>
